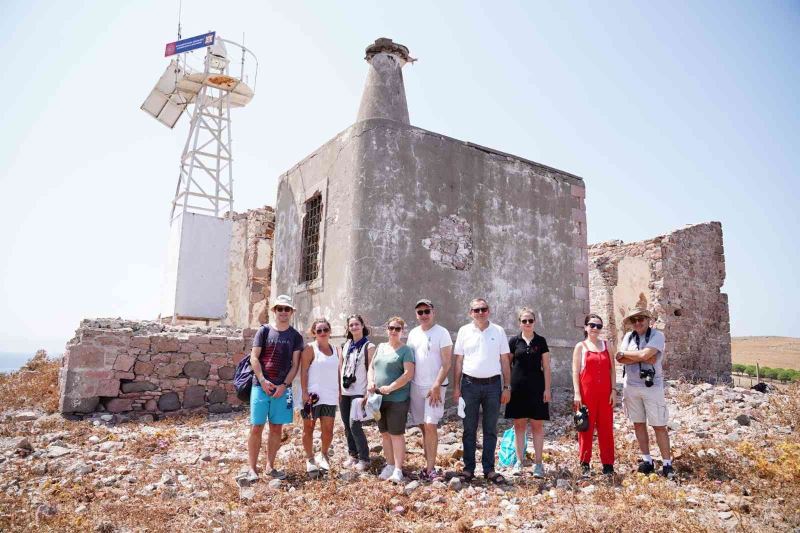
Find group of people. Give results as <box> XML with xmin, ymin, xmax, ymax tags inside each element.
<box><xmin>242</xmin><ymin>294</ymin><xmax>674</xmax><ymax>484</ymax></box>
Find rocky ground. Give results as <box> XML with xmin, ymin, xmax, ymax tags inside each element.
<box><xmin>0</xmin><ymin>359</ymin><xmax>798</xmax><ymax>532</ymax></box>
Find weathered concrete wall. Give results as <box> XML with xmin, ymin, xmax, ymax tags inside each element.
<box><xmin>272</xmin><ymin>119</ymin><xmax>588</xmax><ymax>386</ymax></box>
<box><xmin>226</xmin><ymin>206</ymin><xmax>275</xmax><ymax>328</ymax></box>
<box><xmin>589</xmin><ymin>222</ymin><xmax>731</xmax><ymax>383</ymax></box>
<box><xmin>59</xmin><ymin>319</ymin><xmax>255</xmax><ymax>417</ymax></box>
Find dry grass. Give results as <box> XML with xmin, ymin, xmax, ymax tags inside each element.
<box><xmin>732</xmin><ymin>336</ymin><xmax>800</xmax><ymax>370</ymax></box>
<box><xmin>0</xmin><ymin>351</ymin><xmax>59</xmax><ymax>413</ymax></box>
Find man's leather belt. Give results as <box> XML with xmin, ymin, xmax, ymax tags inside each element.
<box><xmin>463</xmin><ymin>374</ymin><xmax>501</xmax><ymax>384</ymax></box>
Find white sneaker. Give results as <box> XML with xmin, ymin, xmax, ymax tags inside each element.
<box><xmin>306</xmin><ymin>459</ymin><xmax>319</xmax><ymax>473</ymax></box>
<box><xmin>512</xmin><ymin>462</ymin><xmax>523</xmax><ymax>476</ymax></box>
<box><xmin>342</xmin><ymin>456</ymin><xmax>355</xmax><ymax>469</ymax></box>
<box><xmin>378</xmin><ymin>464</ymin><xmax>395</xmax><ymax>480</ymax></box>
<box><xmin>315</xmin><ymin>453</ymin><xmax>330</xmax><ymax>471</ymax></box>
<box><xmin>355</xmin><ymin>460</ymin><xmax>370</xmax><ymax>472</ymax></box>
<box><xmin>245</xmin><ymin>469</ymin><xmax>259</xmax><ymax>482</ymax></box>
<box><xmin>389</xmin><ymin>468</ymin><xmax>404</xmax><ymax>484</ymax></box>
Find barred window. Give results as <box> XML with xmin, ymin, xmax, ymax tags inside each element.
<box><xmin>300</xmin><ymin>194</ymin><xmax>322</xmax><ymax>283</ymax></box>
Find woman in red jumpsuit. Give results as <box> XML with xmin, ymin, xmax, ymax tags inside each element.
<box><xmin>572</xmin><ymin>313</ymin><xmax>617</xmax><ymax>477</ymax></box>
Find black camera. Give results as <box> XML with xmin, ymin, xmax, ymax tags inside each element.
<box><xmin>342</xmin><ymin>373</ymin><xmax>356</xmax><ymax>389</ymax></box>
<box><xmin>640</xmin><ymin>367</ymin><xmax>656</xmax><ymax>387</ymax></box>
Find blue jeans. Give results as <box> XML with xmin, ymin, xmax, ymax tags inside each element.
<box><xmin>461</xmin><ymin>375</ymin><xmax>501</xmax><ymax>474</ymax></box>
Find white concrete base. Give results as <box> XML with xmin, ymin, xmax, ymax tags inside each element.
<box><xmin>160</xmin><ymin>213</ymin><xmax>233</xmax><ymax>320</ymax></box>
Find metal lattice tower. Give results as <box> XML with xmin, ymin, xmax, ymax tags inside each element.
<box><xmin>171</xmin><ymin>46</ymin><xmax>234</xmax><ymax>221</ymax></box>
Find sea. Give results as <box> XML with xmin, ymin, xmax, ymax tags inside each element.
<box><xmin>0</xmin><ymin>352</ymin><xmax>52</xmax><ymax>374</ymax></box>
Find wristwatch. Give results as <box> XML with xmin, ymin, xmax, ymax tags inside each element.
<box><xmin>503</xmin><ymin>385</ymin><xmax>511</xmax><ymax>391</ymax></box>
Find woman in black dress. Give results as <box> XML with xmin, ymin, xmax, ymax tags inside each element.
<box><xmin>505</xmin><ymin>307</ymin><xmax>551</xmax><ymax>478</ymax></box>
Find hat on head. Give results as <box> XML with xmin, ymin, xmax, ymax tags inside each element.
<box><xmin>271</xmin><ymin>294</ymin><xmax>295</xmax><ymax>310</ymax></box>
<box><xmin>622</xmin><ymin>307</ymin><xmax>653</xmax><ymax>328</ymax></box>
<box><xmin>414</xmin><ymin>298</ymin><xmax>434</xmax><ymax>309</ymax></box>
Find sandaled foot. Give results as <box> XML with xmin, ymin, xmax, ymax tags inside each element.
<box><xmin>485</xmin><ymin>471</ymin><xmax>507</xmax><ymax>485</ymax></box>
<box><xmin>456</xmin><ymin>470</ymin><xmax>475</xmax><ymax>482</ymax></box>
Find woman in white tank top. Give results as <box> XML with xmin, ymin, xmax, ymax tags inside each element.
<box><xmin>300</xmin><ymin>318</ymin><xmax>340</xmax><ymax>474</ymax></box>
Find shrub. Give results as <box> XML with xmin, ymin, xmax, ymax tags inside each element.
<box><xmin>744</xmin><ymin>365</ymin><xmax>757</xmax><ymax>377</ymax></box>
<box><xmin>762</xmin><ymin>368</ymin><xmax>779</xmax><ymax>380</ymax></box>
<box><xmin>732</xmin><ymin>363</ymin><xmax>746</xmax><ymax>373</ymax></box>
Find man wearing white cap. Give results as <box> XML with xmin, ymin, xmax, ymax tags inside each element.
<box><xmin>406</xmin><ymin>298</ymin><xmax>452</xmax><ymax>482</ymax></box>
<box><xmin>615</xmin><ymin>307</ymin><xmax>674</xmax><ymax>479</ymax></box>
<box><xmin>245</xmin><ymin>295</ymin><xmax>304</xmax><ymax>482</ymax></box>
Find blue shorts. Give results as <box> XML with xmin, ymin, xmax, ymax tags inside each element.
<box><xmin>250</xmin><ymin>384</ymin><xmax>293</xmax><ymax>426</ymax></box>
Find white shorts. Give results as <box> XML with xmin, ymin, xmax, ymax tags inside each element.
<box><xmin>408</xmin><ymin>383</ymin><xmax>447</xmax><ymax>426</ymax></box>
<box><xmin>623</xmin><ymin>385</ymin><xmax>669</xmax><ymax>426</ymax></box>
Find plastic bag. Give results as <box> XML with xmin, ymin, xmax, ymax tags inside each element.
<box><xmin>498</xmin><ymin>427</ymin><xmax>526</xmax><ymax>467</ymax></box>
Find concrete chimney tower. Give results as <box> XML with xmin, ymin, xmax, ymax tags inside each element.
<box><xmin>356</xmin><ymin>38</ymin><xmax>415</xmax><ymax>124</ymax></box>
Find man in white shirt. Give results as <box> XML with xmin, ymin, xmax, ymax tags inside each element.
<box><xmin>453</xmin><ymin>298</ymin><xmax>512</xmax><ymax>483</ymax></box>
<box><xmin>406</xmin><ymin>298</ymin><xmax>453</xmax><ymax>482</ymax></box>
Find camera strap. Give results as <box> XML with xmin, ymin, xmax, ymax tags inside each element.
<box><xmin>634</xmin><ymin>327</ymin><xmax>653</xmax><ymax>374</ymax></box>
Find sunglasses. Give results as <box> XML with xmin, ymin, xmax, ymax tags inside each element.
<box><xmin>520</xmin><ymin>319</ymin><xmax>535</xmax><ymax>325</ymax></box>
<box><xmin>315</xmin><ymin>327</ymin><xmax>330</xmax><ymax>334</ymax></box>
<box><xmin>416</xmin><ymin>309</ymin><xmax>432</xmax><ymax>316</ymax></box>
<box><xmin>631</xmin><ymin>316</ymin><xmax>648</xmax><ymax>323</ymax></box>
<box><xmin>471</xmin><ymin>307</ymin><xmax>489</xmax><ymax>314</ymax></box>
<box><xmin>274</xmin><ymin>306</ymin><xmax>293</xmax><ymax>313</ymax></box>
<box><xmin>387</xmin><ymin>326</ymin><xmax>402</xmax><ymax>332</ymax></box>
<box><xmin>587</xmin><ymin>323</ymin><xmax>603</xmax><ymax>330</ymax></box>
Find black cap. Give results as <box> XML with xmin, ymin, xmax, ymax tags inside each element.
<box><xmin>414</xmin><ymin>299</ymin><xmax>434</xmax><ymax>309</ymax></box>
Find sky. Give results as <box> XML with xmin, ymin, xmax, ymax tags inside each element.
<box><xmin>0</xmin><ymin>0</ymin><xmax>798</xmax><ymax>357</ymax></box>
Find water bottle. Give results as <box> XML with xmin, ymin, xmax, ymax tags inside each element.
<box><xmin>285</xmin><ymin>386</ymin><xmax>293</xmax><ymax>410</ymax></box>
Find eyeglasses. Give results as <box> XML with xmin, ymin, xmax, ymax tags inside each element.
<box><xmin>587</xmin><ymin>323</ymin><xmax>603</xmax><ymax>330</ymax></box>
<box><xmin>387</xmin><ymin>326</ymin><xmax>402</xmax><ymax>332</ymax></box>
<box><xmin>315</xmin><ymin>327</ymin><xmax>330</xmax><ymax>334</ymax></box>
<box><xmin>631</xmin><ymin>316</ymin><xmax>648</xmax><ymax>324</ymax></box>
<box><xmin>416</xmin><ymin>309</ymin><xmax>432</xmax><ymax>316</ymax></box>
<box><xmin>520</xmin><ymin>319</ymin><xmax>535</xmax><ymax>325</ymax></box>
<box><xmin>471</xmin><ymin>307</ymin><xmax>489</xmax><ymax>314</ymax></box>
<box><xmin>274</xmin><ymin>306</ymin><xmax>293</xmax><ymax>313</ymax></box>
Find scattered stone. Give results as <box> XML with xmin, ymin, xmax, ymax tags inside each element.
<box><xmin>88</xmin><ymin>436</ymin><xmax>101</xmax><ymax>444</ymax></box>
<box><xmin>268</xmin><ymin>479</ymin><xmax>282</xmax><ymax>489</ymax></box>
<box><xmin>735</xmin><ymin>414</ymin><xmax>751</xmax><ymax>426</ymax></box>
<box><xmin>14</xmin><ymin>411</ymin><xmax>40</xmax><ymax>422</ymax></box>
<box><xmin>239</xmin><ymin>487</ymin><xmax>255</xmax><ymax>500</ymax></box>
<box><xmin>718</xmin><ymin>511</ymin><xmax>733</xmax><ymax>520</ymax></box>
<box><xmin>46</xmin><ymin>446</ymin><xmax>72</xmax><ymax>458</ymax></box>
<box><xmin>100</xmin><ymin>414</ymin><xmax>115</xmax><ymax>422</ymax></box>
<box><xmin>0</xmin><ymin>437</ymin><xmax>33</xmax><ymax>452</ymax></box>
<box><xmin>448</xmin><ymin>477</ymin><xmax>462</xmax><ymax>491</ymax></box>
<box><xmin>339</xmin><ymin>471</ymin><xmax>359</xmax><ymax>482</ymax></box>
<box><xmin>556</xmin><ymin>479</ymin><xmax>571</xmax><ymax>490</ymax></box>
<box><xmin>99</xmin><ymin>441</ymin><xmax>124</xmax><ymax>453</ymax></box>
<box><xmin>404</xmin><ymin>480</ymin><xmax>420</xmax><ymax>495</ymax></box>
<box><xmin>65</xmin><ymin>461</ymin><xmax>93</xmax><ymax>475</ymax></box>
<box><xmin>36</xmin><ymin>503</ymin><xmax>57</xmax><ymax>519</ymax></box>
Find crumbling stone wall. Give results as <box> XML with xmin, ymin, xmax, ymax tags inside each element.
<box><xmin>589</xmin><ymin>222</ymin><xmax>731</xmax><ymax>383</ymax></box>
<box><xmin>59</xmin><ymin>319</ymin><xmax>256</xmax><ymax>417</ymax></box>
<box><xmin>226</xmin><ymin>206</ymin><xmax>274</xmax><ymax>328</ymax></box>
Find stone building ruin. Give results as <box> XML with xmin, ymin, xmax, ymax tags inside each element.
<box><xmin>589</xmin><ymin>222</ymin><xmax>731</xmax><ymax>383</ymax></box>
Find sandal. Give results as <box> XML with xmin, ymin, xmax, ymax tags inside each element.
<box><xmin>485</xmin><ymin>471</ymin><xmax>507</xmax><ymax>485</ymax></box>
<box><xmin>456</xmin><ymin>470</ymin><xmax>475</xmax><ymax>482</ymax></box>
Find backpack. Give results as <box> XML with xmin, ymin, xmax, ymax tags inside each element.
<box><xmin>233</xmin><ymin>325</ymin><xmax>269</xmax><ymax>402</ymax></box>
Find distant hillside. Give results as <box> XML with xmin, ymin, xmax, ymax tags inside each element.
<box><xmin>732</xmin><ymin>336</ymin><xmax>800</xmax><ymax>370</ymax></box>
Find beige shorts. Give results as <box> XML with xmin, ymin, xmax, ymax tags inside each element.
<box><xmin>623</xmin><ymin>385</ymin><xmax>669</xmax><ymax>426</ymax></box>
<box><xmin>408</xmin><ymin>383</ymin><xmax>447</xmax><ymax>426</ymax></box>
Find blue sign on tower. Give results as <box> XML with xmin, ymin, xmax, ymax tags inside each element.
<box><xmin>164</xmin><ymin>31</ymin><xmax>216</xmax><ymax>57</ymax></box>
